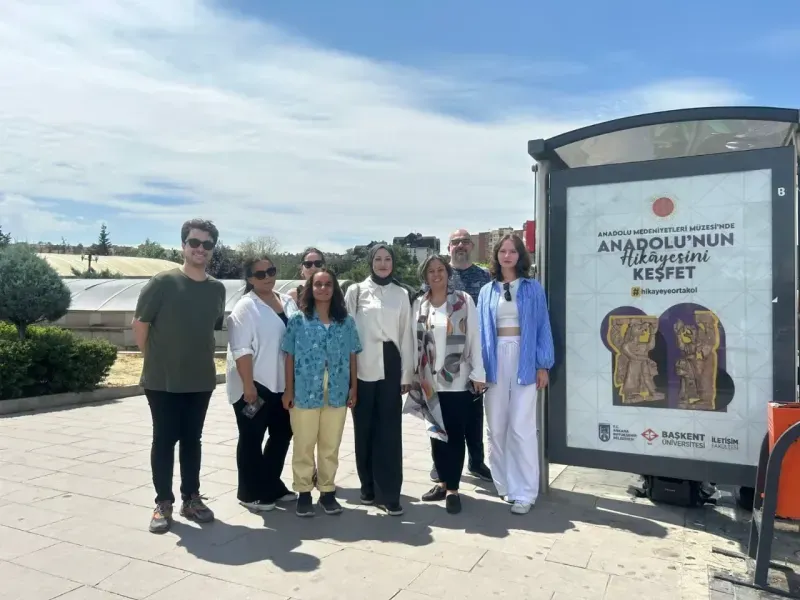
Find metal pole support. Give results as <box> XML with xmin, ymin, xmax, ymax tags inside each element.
<box><xmin>712</xmin><ymin>422</ymin><xmax>800</xmax><ymax>598</ymax></box>
<box><xmin>534</xmin><ymin>159</ymin><xmax>551</xmax><ymax>496</ymax></box>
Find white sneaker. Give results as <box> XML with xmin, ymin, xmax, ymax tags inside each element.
<box><xmin>510</xmin><ymin>501</ymin><xmax>532</xmax><ymax>515</ymax></box>
<box><xmin>239</xmin><ymin>500</ymin><xmax>276</xmax><ymax>512</ymax></box>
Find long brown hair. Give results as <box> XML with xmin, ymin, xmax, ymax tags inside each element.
<box><xmin>489</xmin><ymin>234</ymin><xmax>531</xmax><ymax>281</ymax></box>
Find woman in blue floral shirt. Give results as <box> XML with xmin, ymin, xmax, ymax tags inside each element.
<box><xmin>281</xmin><ymin>269</ymin><xmax>362</xmax><ymax>517</ymax></box>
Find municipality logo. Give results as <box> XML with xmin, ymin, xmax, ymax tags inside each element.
<box><xmin>598</xmin><ymin>423</ymin><xmax>611</xmax><ymax>443</ymax></box>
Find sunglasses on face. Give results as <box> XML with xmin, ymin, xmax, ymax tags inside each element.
<box><xmin>251</xmin><ymin>267</ymin><xmax>277</xmax><ymax>279</ymax></box>
<box><xmin>185</xmin><ymin>238</ymin><xmax>215</xmax><ymax>251</ymax></box>
<box><xmin>302</xmin><ymin>260</ymin><xmax>324</xmax><ymax>269</ymax></box>
<box><xmin>450</xmin><ymin>238</ymin><xmax>471</xmax><ymax>246</ymax></box>
<box><xmin>503</xmin><ymin>282</ymin><xmax>511</xmax><ymax>302</ymax></box>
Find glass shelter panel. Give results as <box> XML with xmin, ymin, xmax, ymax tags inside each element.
<box><xmin>556</xmin><ymin>120</ymin><xmax>796</xmax><ymax>168</ymax></box>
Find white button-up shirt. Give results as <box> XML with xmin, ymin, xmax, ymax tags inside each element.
<box><xmin>225</xmin><ymin>291</ymin><xmax>299</xmax><ymax>404</ymax></box>
<box><xmin>345</xmin><ymin>278</ymin><xmax>414</xmax><ymax>385</ymax></box>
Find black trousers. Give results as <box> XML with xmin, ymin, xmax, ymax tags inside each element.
<box><xmin>353</xmin><ymin>342</ymin><xmax>403</xmax><ymax>505</ymax></box>
<box><xmin>431</xmin><ymin>391</ymin><xmax>472</xmax><ymax>491</ymax></box>
<box><xmin>146</xmin><ymin>389</ymin><xmax>212</xmax><ymax>504</ymax></box>
<box><xmin>232</xmin><ymin>382</ymin><xmax>293</xmax><ymax>504</ymax></box>
<box><xmin>431</xmin><ymin>392</ymin><xmax>485</xmax><ymax>470</ymax></box>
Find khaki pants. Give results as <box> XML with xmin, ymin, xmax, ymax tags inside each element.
<box><xmin>290</xmin><ymin>370</ymin><xmax>348</xmax><ymax>493</ymax></box>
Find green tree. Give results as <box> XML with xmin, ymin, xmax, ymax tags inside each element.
<box><xmin>164</xmin><ymin>248</ymin><xmax>183</xmax><ymax>264</ymax></box>
<box><xmin>208</xmin><ymin>242</ymin><xmax>243</xmax><ymax>279</ymax></box>
<box><xmin>69</xmin><ymin>267</ymin><xmax>122</xmax><ymax>279</ymax></box>
<box><xmin>0</xmin><ymin>246</ymin><xmax>72</xmax><ymax>340</ymax></box>
<box><xmin>96</xmin><ymin>223</ymin><xmax>111</xmax><ymax>255</ymax></box>
<box><xmin>137</xmin><ymin>238</ymin><xmax>167</xmax><ymax>259</ymax></box>
<box><xmin>0</xmin><ymin>225</ymin><xmax>10</xmax><ymax>249</ymax></box>
<box><xmin>237</xmin><ymin>235</ymin><xmax>280</xmax><ymax>258</ymax></box>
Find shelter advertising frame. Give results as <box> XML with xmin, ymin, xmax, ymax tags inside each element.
<box><xmin>530</xmin><ymin>107</ymin><xmax>800</xmax><ymax>492</ymax></box>
<box><xmin>544</xmin><ymin>146</ymin><xmax>797</xmax><ymax>486</ymax></box>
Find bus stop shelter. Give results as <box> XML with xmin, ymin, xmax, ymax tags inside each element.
<box><xmin>528</xmin><ymin>106</ymin><xmax>799</xmax><ymax>492</ymax></box>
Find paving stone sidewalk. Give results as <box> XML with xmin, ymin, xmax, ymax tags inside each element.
<box><xmin>1</xmin><ymin>386</ymin><xmax>798</xmax><ymax>600</ymax></box>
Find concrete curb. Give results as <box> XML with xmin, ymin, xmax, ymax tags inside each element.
<box><xmin>0</xmin><ymin>373</ymin><xmax>227</xmax><ymax>416</ymax></box>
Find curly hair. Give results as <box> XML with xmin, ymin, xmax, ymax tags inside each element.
<box><xmin>489</xmin><ymin>234</ymin><xmax>531</xmax><ymax>281</ymax></box>
<box><xmin>300</xmin><ymin>268</ymin><xmax>348</xmax><ymax>323</ymax></box>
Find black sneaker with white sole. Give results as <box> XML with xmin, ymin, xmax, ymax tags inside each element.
<box><xmin>239</xmin><ymin>499</ymin><xmax>276</xmax><ymax>512</ymax></box>
<box><xmin>378</xmin><ymin>502</ymin><xmax>404</xmax><ymax>516</ymax></box>
<box><xmin>319</xmin><ymin>492</ymin><xmax>344</xmax><ymax>515</ymax></box>
<box><xmin>468</xmin><ymin>463</ymin><xmax>493</xmax><ymax>481</ymax></box>
<box><xmin>360</xmin><ymin>490</ymin><xmax>375</xmax><ymax>505</ymax></box>
<box><xmin>295</xmin><ymin>492</ymin><xmax>315</xmax><ymax>517</ymax></box>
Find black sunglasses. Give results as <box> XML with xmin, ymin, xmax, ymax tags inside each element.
<box><xmin>302</xmin><ymin>260</ymin><xmax>324</xmax><ymax>268</ymax></box>
<box><xmin>185</xmin><ymin>238</ymin><xmax>215</xmax><ymax>251</ymax></box>
<box><xmin>503</xmin><ymin>282</ymin><xmax>511</xmax><ymax>301</ymax></box>
<box><xmin>251</xmin><ymin>267</ymin><xmax>277</xmax><ymax>279</ymax></box>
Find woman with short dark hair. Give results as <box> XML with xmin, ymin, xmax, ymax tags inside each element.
<box><xmin>407</xmin><ymin>255</ymin><xmax>485</xmax><ymax>514</ymax></box>
<box><xmin>226</xmin><ymin>255</ymin><xmax>299</xmax><ymax>513</ymax></box>
<box><xmin>478</xmin><ymin>234</ymin><xmax>554</xmax><ymax>515</ymax></box>
<box><xmin>289</xmin><ymin>247</ymin><xmax>326</xmax><ymax>306</ymax></box>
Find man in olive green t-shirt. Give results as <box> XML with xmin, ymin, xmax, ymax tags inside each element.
<box><xmin>132</xmin><ymin>218</ymin><xmax>226</xmax><ymax>534</ymax></box>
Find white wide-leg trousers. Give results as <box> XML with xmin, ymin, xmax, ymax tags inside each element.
<box><xmin>484</xmin><ymin>337</ymin><xmax>539</xmax><ymax>504</ymax></box>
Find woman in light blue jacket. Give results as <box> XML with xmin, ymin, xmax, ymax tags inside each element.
<box><xmin>477</xmin><ymin>234</ymin><xmax>554</xmax><ymax>515</ymax></box>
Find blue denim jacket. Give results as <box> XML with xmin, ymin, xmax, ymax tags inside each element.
<box><xmin>477</xmin><ymin>278</ymin><xmax>555</xmax><ymax>385</ymax></box>
<box><xmin>281</xmin><ymin>311</ymin><xmax>362</xmax><ymax>409</ymax></box>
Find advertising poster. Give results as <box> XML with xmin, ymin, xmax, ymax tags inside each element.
<box><xmin>564</xmin><ymin>169</ymin><xmax>774</xmax><ymax>467</ymax></box>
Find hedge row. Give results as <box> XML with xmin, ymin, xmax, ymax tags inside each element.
<box><xmin>0</xmin><ymin>323</ymin><xmax>117</xmax><ymax>400</ymax></box>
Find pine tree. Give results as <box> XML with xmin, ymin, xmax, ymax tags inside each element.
<box><xmin>0</xmin><ymin>225</ymin><xmax>10</xmax><ymax>249</ymax></box>
<box><xmin>96</xmin><ymin>223</ymin><xmax>111</xmax><ymax>255</ymax></box>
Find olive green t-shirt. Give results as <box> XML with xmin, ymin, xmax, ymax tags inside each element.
<box><xmin>134</xmin><ymin>268</ymin><xmax>226</xmax><ymax>393</ymax></box>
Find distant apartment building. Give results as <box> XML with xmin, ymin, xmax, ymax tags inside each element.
<box><xmin>392</xmin><ymin>232</ymin><xmax>441</xmax><ymax>263</ymax></box>
<box><xmin>471</xmin><ymin>220</ymin><xmax>535</xmax><ymax>263</ymax></box>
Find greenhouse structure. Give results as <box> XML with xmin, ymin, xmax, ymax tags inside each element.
<box><xmin>55</xmin><ymin>278</ymin><xmax>317</xmax><ymax>349</ymax></box>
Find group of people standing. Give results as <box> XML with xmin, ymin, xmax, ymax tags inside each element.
<box><xmin>133</xmin><ymin>218</ymin><xmax>554</xmax><ymax>534</ymax></box>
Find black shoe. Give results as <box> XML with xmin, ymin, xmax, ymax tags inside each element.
<box><xmin>149</xmin><ymin>501</ymin><xmax>173</xmax><ymax>534</ymax></box>
<box><xmin>468</xmin><ymin>463</ymin><xmax>492</xmax><ymax>481</ymax></box>
<box><xmin>319</xmin><ymin>492</ymin><xmax>343</xmax><ymax>515</ymax></box>
<box><xmin>446</xmin><ymin>494</ymin><xmax>462</xmax><ymax>514</ymax></box>
<box><xmin>360</xmin><ymin>491</ymin><xmax>375</xmax><ymax>505</ymax></box>
<box><xmin>421</xmin><ymin>485</ymin><xmax>446</xmax><ymax>502</ymax></box>
<box><xmin>378</xmin><ymin>502</ymin><xmax>404</xmax><ymax>516</ymax></box>
<box><xmin>295</xmin><ymin>492</ymin><xmax>315</xmax><ymax>517</ymax></box>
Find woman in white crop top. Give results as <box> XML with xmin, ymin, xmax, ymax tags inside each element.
<box><xmin>344</xmin><ymin>244</ymin><xmax>414</xmax><ymax>516</ymax></box>
<box><xmin>407</xmin><ymin>255</ymin><xmax>485</xmax><ymax>514</ymax></box>
<box><xmin>477</xmin><ymin>234</ymin><xmax>555</xmax><ymax>516</ymax></box>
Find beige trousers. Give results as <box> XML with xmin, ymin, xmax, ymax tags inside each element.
<box><xmin>289</xmin><ymin>370</ymin><xmax>348</xmax><ymax>493</ymax></box>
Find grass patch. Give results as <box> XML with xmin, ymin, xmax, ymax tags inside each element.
<box><xmin>104</xmin><ymin>353</ymin><xmax>227</xmax><ymax>387</ymax></box>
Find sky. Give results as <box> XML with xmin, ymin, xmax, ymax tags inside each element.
<box><xmin>0</xmin><ymin>0</ymin><xmax>797</xmax><ymax>253</ymax></box>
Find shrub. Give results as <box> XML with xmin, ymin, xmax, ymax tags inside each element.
<box><xmin>0</xmin><ymin>323</ymin><xmax>117</xmax><ymax>400</ymax></box>
<box><xmin>0</xmin><ymin>246</ymin><xmax>72</xmax><ymax>340</ymax></box>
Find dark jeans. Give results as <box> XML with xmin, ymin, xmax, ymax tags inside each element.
<box><xmin>431</xmin><ymin>392</ymin><xmax>485</xmax><ymax>470</ymax></box>
<box><xmin>431</xmin><ymin>390</ymin><xmax>472</xmax><ymax>491</ymax></box>
<box><xmin>146</xmin><ymin>389</ymin><xmax>212</xmax><ymax>505</ymax></box>
<box><xmin>353</xmin><ymin>342</ymin><xmax>403</xmax><ymax>505</ymax></box>
<box><xmin>232</xmin><ymin>382</ymin><xmax>293</xmax><ymax>503</ymax></box>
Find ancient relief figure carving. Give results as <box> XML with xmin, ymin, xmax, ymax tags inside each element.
<box><xmin>674</xmin><ymin>311</ymin><xmax>720</xmax><ymax>410</ymax></box>
<box><xmin>608</xmin><ymin>316</ymin><xmax>665</xmax><ymax>404</ymax></box>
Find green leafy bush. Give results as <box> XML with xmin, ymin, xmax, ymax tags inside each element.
<box><xmin>0</xmin><ymin>323</ymin><xmax>117</xmax><ymax>400</ymax></box>
<box><xmin>0</xmin><ymin>246</ymin><xmax>71</xmax><ymax>340</ymax></box>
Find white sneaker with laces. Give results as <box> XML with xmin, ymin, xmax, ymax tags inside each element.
<box><xmin>510</xmin><ymin>501</ymin><xmax>532</xmax><ymax>515</ymax></box>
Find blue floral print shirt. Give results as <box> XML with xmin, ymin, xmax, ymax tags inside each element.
<box><xmin>281</xmin><ymin>311</ymin><xmax>363</xmax><ymax>409</ymax></box>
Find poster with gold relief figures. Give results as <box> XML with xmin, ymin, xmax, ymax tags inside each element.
<box><xmin>561</xmin><ymin>167</ymin><xmax>778</xmax><ymax>467</ymax></box>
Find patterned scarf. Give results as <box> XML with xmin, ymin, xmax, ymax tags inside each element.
<box><xmin>402</xmin><ymin>288</ymin><xmax>471</xmax><ymax>442</ymax></box>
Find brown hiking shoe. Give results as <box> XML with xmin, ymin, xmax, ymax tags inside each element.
<box><xmin>180</xmin><ymin>494</ymin><xmax>214</xmax><ymax>523</ymax></box>
<box><xmin>149</xmin><ymin>501</ymin><xmax>173</xmax><ymax>534</ymax></box>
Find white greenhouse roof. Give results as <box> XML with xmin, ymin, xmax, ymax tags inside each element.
<box><xmin>65</xmin><ymin>279</ymin><xmax>310</xmax><ymax>312</ymax></box>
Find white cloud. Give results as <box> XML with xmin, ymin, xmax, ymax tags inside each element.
<box><xmin>0</xmin><ymin>0</ymin><xmax>749</xmax><ymax>252</ymax></box>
